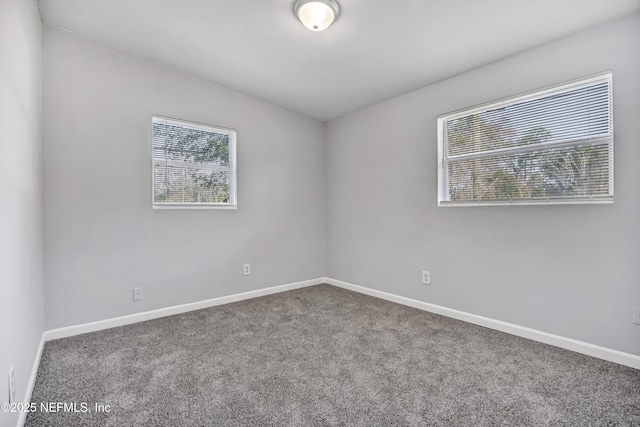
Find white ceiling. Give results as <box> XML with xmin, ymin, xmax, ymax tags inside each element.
<box><xmin>38</xmin><ymin>0</ymin><xmax>640</xmax><ymax>121</ymax></box>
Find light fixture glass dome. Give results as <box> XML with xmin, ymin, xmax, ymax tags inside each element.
<box><xmin>294</xmin><ymin>0</ymin><xmax>340</xmax><ymax>31</ymax></box>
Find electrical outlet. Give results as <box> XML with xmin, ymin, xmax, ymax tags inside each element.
<box><xmin>133</xmin><ymin>287</ymin><xmax>143</xmax><ymax>301</ymax></box>
<box><xmin>633</xmin><ymin>307</ymin><xmax>640</xmax><ymax>325</ymax></box>
<box><xmin>422</xmin><ymin>270</ymin><xmax>431</xmax><ymax>285</ymax></box>
<box><xmin>8</xmin><ymin>367</ymin><xmax>15</xmax><ymax>404</ymax></box>
<box><xmin>243</xmin><ymin>264</ymin><xmax>251</xmax><ymax>275</ymax></box>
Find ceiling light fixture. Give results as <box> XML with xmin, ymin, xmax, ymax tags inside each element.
<box><xmin>294</xmin><ymin>0</ymin><xmax>340</xmax><ymax>32</ymax></box>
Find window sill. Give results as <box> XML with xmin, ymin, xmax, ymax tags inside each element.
<box><xmin>152</xmin><ymin>203</ymin><xmax>237</xmax><ymax>210</ymax></box>
<box><xmin>438</xmin><ymin>197</ymin><xmax>614</xmax><ymax>207</ymax></box>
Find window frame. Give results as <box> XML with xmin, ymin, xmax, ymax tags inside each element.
<box><xmin>151</xmin><ymin>115</ymin><xmax>238</xmax><ymax>209</ymax></box>
<box><xmin>437</xmin><ymin>72</ymin><xmax>614</xmax><ymax>207</ymax></box>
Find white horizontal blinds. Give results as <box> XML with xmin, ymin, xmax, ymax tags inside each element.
<box><xmin>152</xmin><ymin>117</ymin><xmax>233</xmax><ymax>204</ymax></box>
<box><xmin>447</xmin><ymin>143</ymin><xmax>611</xmax><ymax>201</ymax></box>
<box><xmin>441</xmin><ymin>73</ymin><xmax>613</xmax><ymax>204</ymax></box>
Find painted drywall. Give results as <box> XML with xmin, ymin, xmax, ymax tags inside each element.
<box><xmin>43</xmin><ymin>26</ymin><xmax>325</xmax><ymax>329</ymax></box>
<box><xmin>325</xmin><ymin>12</ymin><xmax>640</xmax><ymax>356</ymax></box>
<box><xmin>0</xmin><ymin>0</ymin><xmax>44</xmax><ymax>424</ymax></box>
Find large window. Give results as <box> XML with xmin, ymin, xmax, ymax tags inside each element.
<box><xmin>437</xmin><ymin>73</ymin><xmax>613</xmax><ymax>206</ymax></box>
<box><xmin>152</xmin><ymin>116</ymin><xmax>237</xmax><ymax>208</ymax></box>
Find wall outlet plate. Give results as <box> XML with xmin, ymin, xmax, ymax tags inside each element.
<box><xmin>243</xmin><ymin>264</ymin><xmax>251</xmax><ymax>275</ymax></box>
<box><xmin>133</xmin><ymin>287</ymin><xmax>143</xmax><ymax>301</ymax></box>
<box><xmin>633</xmin><ymin>307</ymin><xmax>640</xmax><ymax>325</ymax></box>
<box><xmin>8</xmin><ymin>366</ymin><xmax>15</xmax><ymax>404</ymax></box>
<box><xmin>422</xmin><ymin>270</ymin><xmax>431</xmax><ymax>285</ymax></box>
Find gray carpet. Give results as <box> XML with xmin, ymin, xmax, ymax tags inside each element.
<box><xmin>26</xmin><ymin>284</ymin><xmax>640</xmax><ymax>426</ymax></box>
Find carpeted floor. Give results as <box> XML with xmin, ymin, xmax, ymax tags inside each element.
<box><xmin>26</xmin><ymin>284</ymin><xmax>640</xmax><ymax>426</ymax></box>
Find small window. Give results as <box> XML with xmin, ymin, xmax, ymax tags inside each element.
<box><xmin>437</xmin><ymin>72</ymin><xmax>613</xmax><ymax>206</ymax></box>
<box><xmin>152</xmin><ymin>116</ymin><xmax>237</xmax><ymax>209</ymax></box>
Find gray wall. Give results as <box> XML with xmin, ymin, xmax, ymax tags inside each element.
<box><xmin>39</xmin><ymin>10</ymin><xmax>640</xmax><ymax>356</ymax></box>
<box><xmin>325</xmin><ymin>13</ymin><xmax>640</xmax><ymax>355</ymax></box>
<box><xmin>43</xmin><ymin>27</ymin><xmax>326</xmax><ymax>329</ymax></box>
<box><xmin>0</xmin><ymin>0</ymin><xmax>44</xmax><ymax>424</ymax></box>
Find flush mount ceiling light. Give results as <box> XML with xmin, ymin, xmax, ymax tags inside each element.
<box><xmin>294</xmin><ymin>0</ymin><xmax>340</xmax><ymax>31</ymax></box>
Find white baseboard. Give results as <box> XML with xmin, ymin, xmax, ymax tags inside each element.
<box><xmin>324</xmin><ymin>277</ymin><xmax>640</xmax><ymax>370</ymax></box>
<box><xmin>44</xmin><ymin>278</ymin><xmax>323</xmax><ymax>341</ymax></box>
<box><xmin>17</xmin><ymin>333</ymin><xmax>46</xmax><ymax>427</ymax></box>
